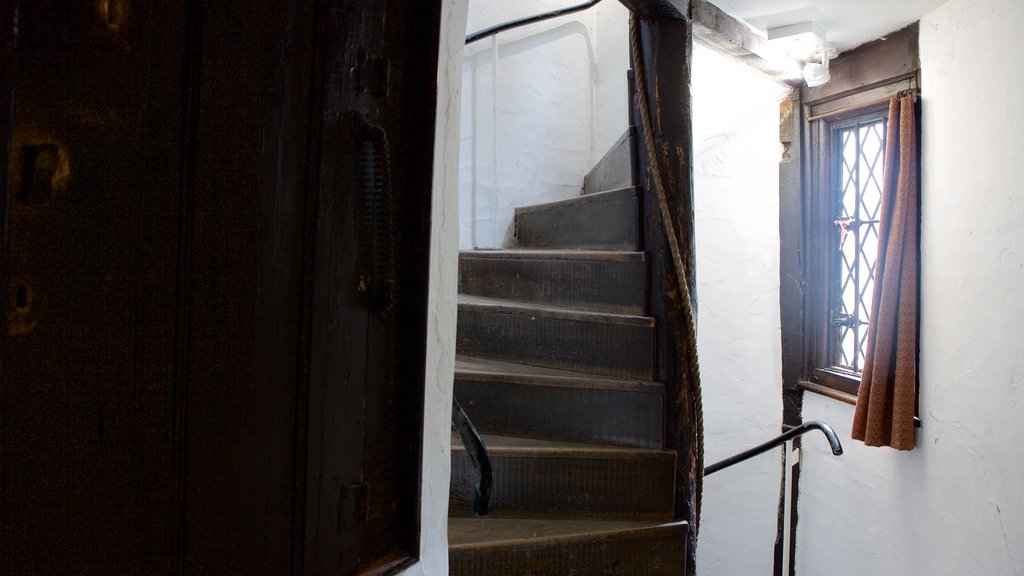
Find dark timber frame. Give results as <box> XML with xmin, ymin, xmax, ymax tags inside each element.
<box><xmin>777</xmin><ymin>22</ymin><xmax>921</xmax><ymax>576</ymax></box>
<box><xmin>619</xmin><ymin>2</ymin><xmax>699</xmax><ymax>573</ymax></box>
<box><xmin>621</xmin><ymin>1</ymin><xmax>804</xmax><ymax>572</ymax></box>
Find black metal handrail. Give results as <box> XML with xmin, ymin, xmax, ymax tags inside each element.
<box><xmin>451</xmin><ymin>397</ymin><xmax>493</xmax><ymax>516</ymax></box>
<box><xmin>465</xmin><ymin>0</ymin><xmax>606</xmax><ymax>45</ymax></box>
<box><xmin>704</xmin><ymin>421</ymin><xmax>843</xmax><ymax>476</ymax></box>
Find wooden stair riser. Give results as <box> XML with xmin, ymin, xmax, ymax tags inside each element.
<box><xmin>582</xmin><ymin>126</ymin><xmax>638</xmax><ymax>196</ymax></box>
<box><xmin>456</xmin><ymin>378</ymin><xmax>663</xmax><ymax>449</ymax></box>
<box><xmin>449</xmin><ymin>521</ymin><xmax>687</xmax><ymax>576</ymax></box>
<box><xmin>515</xmin><ymin>187</ymin><xmax>640</xmax><ymax>250</ymax></box>
<box><xmin>456</xmin><ymin>306</ymin><xmax>655</xmax><ymax>379</ymax></box>
<box><xmin>459</xmin><ymin>253</ymin><xmax>648</xmax><ymax>315</ymax></box>
<box><xmin>450</xmin><ymin>449</ymin><xmax>675</xmax><ymax>519</ymax></box>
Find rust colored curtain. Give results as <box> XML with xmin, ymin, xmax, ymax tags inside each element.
<box><xmin>852</xmin><ymin>94</ymin><xmax>919</xmax><ymax>450</ymax></box>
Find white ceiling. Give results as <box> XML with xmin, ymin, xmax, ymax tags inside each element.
<box><xmin>712</xmin><ymin>0</ymin><xmax>949</xmax><ymax>52</ymax></box>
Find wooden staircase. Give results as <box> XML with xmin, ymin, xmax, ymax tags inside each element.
<box><xmin>449</xmin><ymin>132</ymin><xmax>688</xmax><ymax>575</ymax></box>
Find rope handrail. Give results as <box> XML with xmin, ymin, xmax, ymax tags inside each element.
<box><xmin>628</xmin><ymin>12</ymin><xmax>705</xmax><ymax>533</ymax></box>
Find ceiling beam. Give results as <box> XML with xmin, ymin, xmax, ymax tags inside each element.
<box><xmin>690</xmin><ymin>0</ymin><xmax>803</xmax><ymax>86</ymax></box>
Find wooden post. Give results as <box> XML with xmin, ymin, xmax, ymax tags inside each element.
<box><xmin>776</xmin><ymin>89</ymin><xmax>805</xmax><ymax>576</ymax></box>
<box><xmin>621</xmin><ymin>2</ymin><xmax>701</xmax><ymax>573</ymax></box>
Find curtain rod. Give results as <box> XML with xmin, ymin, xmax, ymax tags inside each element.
<box><xmin>806</xmin><ymin>87</ymin><xmax>919</xmax><ymax>122</ymax></box>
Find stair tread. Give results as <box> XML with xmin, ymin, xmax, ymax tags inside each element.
<box><xmin>459</xmin><ymin>250</ymin><xmax>648</xmax><ymax>315</ymax></box>
<box><xmin>460</xmin><ymin>249</ymin><xmax>645</xmax><ymax>262</ymax></box>
<box><xmin>449</xmin><ymin>517</ymin><xmax>681</xmax><ymax>548</ymax></box>
<box><xmin>458</xmin><ymin>295</ymin><xmax>654</xmax><ymax>327</ymax></box>
<box><xmin>455</xmin><ymin>355</ymin><xmax>662</xmax><ymax>392</ymax></box>
<box><xmin>516</xmin><ymin>186</ymin><xmax>638</xmax><ymax>215</ymax></box>
<box><xmin>452</xmin><ymin>432</ymin><xmax>672</xmax><ymax>457</ymax></box>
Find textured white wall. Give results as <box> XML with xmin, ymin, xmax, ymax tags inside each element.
<box><xmin>692</xmin><ymin>42</ymin><xmax>791</xmax><ymax>576</ymax></box>
<box><xmin>459</xmin><ymin>1</ymin><xmax>631</xmax><ymax>249</ymax></box>
<box><xmin>592</xmin><ymin>1</ymin><xmax>630</xmax><ymax>157</ymax></box>
<box><xmin>796</xmin><ymin>1</ymin><xmax>1024</xmax><ymax>574</ymax></box>
<box><xmin>410</xmin><ymin>0</ymin><xmax>468</xmax><ymax>574</ymax></box>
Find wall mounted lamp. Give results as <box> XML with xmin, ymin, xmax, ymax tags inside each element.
<box><xmin>803</xmin><ymin>45</ymin><xmax>837</xmax><ymax>87</ymax></box>
<box><xmin>766</xmin><ymin>22</ymin><xmax>836</xmax><ymax>87</ymax></box>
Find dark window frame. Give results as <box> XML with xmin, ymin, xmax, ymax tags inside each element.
<box><xmin>781</xmin><ymin>24</ymin><xmax>920</xmax><ymax>406</ymax></box>
<box><xmin>804</xmin><ymin>101</ymin><xmax>891</xmax><ymax>398</ymax></box>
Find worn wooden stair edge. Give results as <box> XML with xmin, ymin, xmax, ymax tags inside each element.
<box><xmin>449</xmin><ymin>517</ymin><xmax>688</xmax><ymax>576</ymax></box>
<box><xmin>449</xmin><ymin>517</ymin><xmax>678</xmax><ymax>548</ymax></box>
<box><xmin>459</xmin><ymin>249</ymin><xmax>645</xmax><ymax>262</ymax></box>
<box><xmin>450</xmin><ymin>434</ymin><xmax>675</xmax><ymax>519</ymax></box>
<box><xmin>514</xmin><ymin>186</ymin><xmax>640</xmax><ymax>250</ymax></box>
<box><xmin>456</xmin><ymin>356</ymin><xmax>664</xmax><ymax>449</ymax></box>
<box><xmin>457</xmin><ymin>295</ymin><xmax>653</xmax><ymax>327</ymax></box>
<box><xmin>582</xmin><ymin>125</ymin><xmax>638</xmax><ymax>196</ymax></box>
<box><xmin>515</xmin><ymin>185</ymin><xmax>639</xmax><ymax>215</ymax></box>
<box><xmin>455</xmin><ymin>356</ymin><xmax>662</xmax><ymax>392</ymax></box>
<box><xmin>459</xmin><ymin>249</ymin><xmax>648</xmax><ymax>315</ymax></box>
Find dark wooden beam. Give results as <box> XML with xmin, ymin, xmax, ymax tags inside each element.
<box><xmin>629</xmin><ymin>14</ymin><xmax>700</xmax><ymax>576</ymax></box>
<box><xmin>617</xmin><ymin>0</ymin><xmax>689</xmax><ymax>21</ymax></box>
<box><xmin>690</xmin><ymin>0</ymin><xmax>802</xmax><ymax>86</ymax></box>
<box><xmin>801</xmin><ymin>22</ymin><xmax>920</xmax><ymax>106</ymax></box>
<box><xmin>775</xmin><ymin>89</ymin><xmax>805</xmax><ymax>576</ymax></box>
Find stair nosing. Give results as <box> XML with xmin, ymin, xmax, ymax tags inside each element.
<box><xmin>448</xmin><ymin>518</ymin><xmax>686</xmax><ymax>551</ymax></box>
<box><xmin>451</xmin><ymin>433</ymin><xmax>674</xmax><ymax>459</ymax></box>
<box><xmin>459</xmin><ymin>249</ymin><xmax>646</xmax><ymax>263</ymax></box>
<box><xmin>458</xmin><ymin>295</ymin><xmax>654</xmax><ymax>327</ymax></box>
<box><xmin>514</xmin><ymin>185</ymin><xmax>638</xmax><ymax>215</ymax></box>
<box><xmin>455</xmin><ymin>356</ymin><xmax>663</xmax><ymax>393</ymax></box>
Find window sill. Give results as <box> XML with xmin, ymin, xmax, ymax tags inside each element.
<box><xmin>798</xmin><ymin>380</ymin><xmax>924</xmax><ymax>429</ymax></box>
<box><xmin>811</xmin><ymin>367</ymin><xmax>861</xmax><ymax>396</ymax></box>
<box><xmin>798</xmin><ymin>380</ymin><xmax>857</xmax><ymax>406</ymax></box>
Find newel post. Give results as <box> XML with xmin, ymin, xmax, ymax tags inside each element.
<box><xmin>619</xmin><ymin>1</ymin><xmax>701</xmax><ymax>574</ymax></box>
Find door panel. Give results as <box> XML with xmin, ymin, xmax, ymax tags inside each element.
<box><xmin>1</xmin><ymin>2</ymin><xmax>186</xmax><ymax>572</ymax></box>
<box><xmin>0</xmin><ymin>1</ymin><xmax>439</xmax><ymax>574</ymax></box>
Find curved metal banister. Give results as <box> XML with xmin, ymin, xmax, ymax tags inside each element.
<box><xmin>704</xmin><ymin>420</ymin><xmax>843</xmax><ymax>476</ymax></box>
<box><xmin>465</xmin><ymin>0</ymin><xmax>606</xmax><ymax>45</ymax></box>
<box><xmin>451</xmin><ymin>397</ymin><xmax>493</xmax><ymax>516</ymax></box>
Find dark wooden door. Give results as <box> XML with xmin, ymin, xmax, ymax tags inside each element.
<box><xmin>0</xmin><ymin>1</ymin><xmax>440</xmax><ymax>574</ymax></box>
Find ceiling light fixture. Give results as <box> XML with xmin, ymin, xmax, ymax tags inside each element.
<box><xmin>803</xmin><ymin>45</ymin><xmax>837</xmax><ymax>88</ymax></box>
<box><xmin>766</xmin><ymin>22</ymin><xmax>836</xmax><ymax>87</ymax></box>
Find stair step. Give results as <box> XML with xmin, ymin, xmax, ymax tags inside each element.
<box><xmin>456</xmin><ymin>295</ymin><xmax>655</xmax><ymax>379</ymax></box>
<box><xmin>455</xmin><ymin>356</ymin><xmax>664</xmax><ymax>448</ymax></box>
<box><xmin>582</xmin><ymin>126</ymin><xmax>637</xmax><ymax>196</ymax></box>
<box><xmin>459</xmin><ymin>249</ymin><xmax>647</xmax><ymax>315</ymax></box>
<box><xmin>450</xmin><ymin>434</ymin><xmax>675</xmax><ymax>519</ymax></box>
<box><xmin>515</xmin><ymin>186</ymin><xmax>640</xmax><ymax>250</ymax></box>
<box><xmin>449</xmin><ymin>517</ymin><xmax>688</xmax><ymax>576</ymax></box>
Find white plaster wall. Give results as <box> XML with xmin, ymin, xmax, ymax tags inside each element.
<box><xmin>692</xmin><ymin>42</ymin><xmax>791</xmax><ymax>576</ymax></box>
<box><xmin>796</xmin><ymin>1</ymin><xmax>1024</xmax><ymax>574</ymax></box>
<box><xmin>459</xmin><ymin>1</ymin><xmax>630</xmax><ymax>249</ymax></box>
<box><xmin>592</xmin><ymin>1</ymin><xmax>630</xmax><ymax>156</ymax></box>
<box><xmin>408</xmin><ymin>0</ymin><xmax>469</xmax><ymax>573</ymax></box>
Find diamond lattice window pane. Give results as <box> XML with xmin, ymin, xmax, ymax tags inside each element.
<box><xmin>840</xmin><ymin>327</ymin><xmax>855</xmax><ymax>368</ymax></box>
<box><xmin>842</xmin><ymin>239</ymin><xmax>857</xmax><ymax>315</ymax></box>
<box><xmin>831</xmin><ymin>117</ymin><xmax>887</xmax><ymax>371</ymax></box>
<box><xmin>842</xmin><ymin>132</ymin><xmax>858</xmax><ymax>218</ymax></box>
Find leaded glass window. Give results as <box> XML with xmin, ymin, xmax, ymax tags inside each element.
<box><xmin>829</xmin><ymin>115</ymin><xmax>887</xmax><ymax>373</ymax></box>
